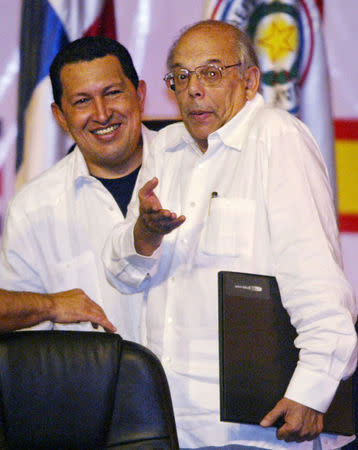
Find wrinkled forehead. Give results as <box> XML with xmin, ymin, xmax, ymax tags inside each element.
<box><xmin>172</xmin><ymin>26</ymin><xmax>237</xmax><ymax>68</ymax></box>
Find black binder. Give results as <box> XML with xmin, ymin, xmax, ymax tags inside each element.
<box><xmin>218</xmin><ymin>271</ymin><xmax>354</xmax><ymax>435</ymax></box>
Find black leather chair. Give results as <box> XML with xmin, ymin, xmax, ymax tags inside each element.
<box><xmin>0</xmin><ymin>331</ymin><xmax>179</xmax><ymax>449</ymax></box>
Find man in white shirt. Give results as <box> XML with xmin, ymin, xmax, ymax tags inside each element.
<box><xmin>103</xmin><ymin>21</ymin><xmax>357</xmax><ymax>449</ymax></box>
<box><xmin>0</xmin><ymin>36</ymin><xmax>156</xmax><ymax>340</ymax></box>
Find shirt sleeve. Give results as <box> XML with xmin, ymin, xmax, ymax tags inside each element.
<box><xmin>0</xmin><ymin>202</ymin><xmax>53</xmax><ymax>330</ymax></box>
<box><xmin>265</xmin><ymin>115</ymin><xmax>357</xmax><ymax>412</ymax></box>
<box><xmin>0</xmin><ymin>201</ymin><xmax>44</xmax><ymax>292</ymax></box>
<box><xmin>102</xmin><ymin>221</ymin><xmax>162</xmax><ymax>294</ymax></box>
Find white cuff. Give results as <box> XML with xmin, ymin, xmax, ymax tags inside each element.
<box><xmin>284</xmin><ymin>364</ymin><xmax>340</xmax><ymax>412</ymax></box>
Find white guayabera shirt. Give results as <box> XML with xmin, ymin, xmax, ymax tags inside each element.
<box><xmin>0</xmin><ymin>126</ymin><xmax>156</xmax><ymax>342</ymax></box>
<box><xmin>103</xmin><ymin>95</ymin><xmax>357</xmax><ymax>449</ymax></box>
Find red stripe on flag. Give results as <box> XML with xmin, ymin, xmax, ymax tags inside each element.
<box><xmin>315</xmin><ymin>0</ymin><xmax>323</xmax><ymax>17</ymax></box>
<box><xmin>334</xmin><ymin>119</ymin><xmax>358</xmax><ymax>233</ymax></box>
<box><xmin>210</xmin><ymin>0</ymin><xmax>224</xmax><ymax>19</ymax></box>
<box><xmin>299</xmin><ymin>1</ymin><xmax>315</xmax><ymax>87</ymax></box>
<box><xmin>83</xmin><ymin>0</ymin><xmax>116</xmax><ymax>39</ymax></box>
<box><xmin>334</xmin><ymin>119</ymin><xmax>358</xmax><ymax>140</ymax></box>
<box><xmin>339</xmin><ymin>214</ymin><xmax>358</xmax><ymax>233</ymax></box>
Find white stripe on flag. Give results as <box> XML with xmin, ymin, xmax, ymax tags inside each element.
<box><xmin>50</xmin><ymin>0</ymin><xmax>106</xmax><ymax>41</ymax></box>
<box><xmin>299</xmin><ymin>0</ymin><xmax>336</xmax><ymax>201</ymax></box>
<box><xmin>16</xmin><ymin>77</ymin><xmax>72</xmax><ymax>189</ymax></box>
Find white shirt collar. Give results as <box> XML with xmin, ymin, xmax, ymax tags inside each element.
<box><xmin>71</xmin><ymin>123</ymin><xmax>154</xmax><ymax>186</ymax></box>
<box><xmin>211</xmin><ymin>93</ymin><xmax>265</xmax><ymax>151</ymax></box>
<box><xmin>71</xmin><ymin>147</ymin><xmax>91</xmax><ymax>186</ymax></box>
<box><xmin>165</xmin><ymin>93</ymin><xmax>265</xmax><ymax>154</ymax></box>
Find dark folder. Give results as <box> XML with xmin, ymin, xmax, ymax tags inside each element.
<box><xmin>218</xmin><ymin>271</ymin><xmax>354</xmax><ymax>435</ymax></box>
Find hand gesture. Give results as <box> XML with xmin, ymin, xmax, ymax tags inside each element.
<box><xmin>134</xmin><ymin>177</ymin><xmax>186</xmax><ymax>255</ymax></box>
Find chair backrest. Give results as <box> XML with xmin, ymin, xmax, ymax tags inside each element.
<box><xmin>0</xmin><ymin>331</ymin><xmax>179</xmax><ymax>449</ymax></box>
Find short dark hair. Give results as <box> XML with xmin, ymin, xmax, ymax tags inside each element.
<box><xmin>50</xmin><ymin>36</ymin><xmax>139</xmax><ymax>108</ymax></box>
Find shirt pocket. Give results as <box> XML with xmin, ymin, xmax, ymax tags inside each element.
<box><xmin>46</xmin><ymin>250</ymin><xmax>102</xmax><ymax>306</ymax></box>
<box><xmin>199</xmin><ymin>197</ymin><xmax>256</xmax><ymax>257</ymax></box>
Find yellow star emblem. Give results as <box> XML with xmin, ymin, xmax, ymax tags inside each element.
<box><xmin>257</xmin><ymin>17</ymin><xmax>298</xmax><ymax>62</ymax></box>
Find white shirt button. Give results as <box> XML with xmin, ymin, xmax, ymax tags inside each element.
<box><xmin>167</xmin><ymin>317</ymin><xmax>173</xmax><ymax>325</ymax></box>
<box><xmin>163</xmin><ymin>356</ymin><xmax>172</xmax><ymax>364</ymax></box>
<box><xmin>190</xmin><ymin>201</ymin><xmax>196</xmax><ymax>208</ymax></box>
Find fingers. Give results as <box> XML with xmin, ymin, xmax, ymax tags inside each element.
<box><xmin>134</xmin><ymin>177</ymin><xmax>185</xmax><ymax>255</ymax></box>
<box><xmin>141</xmin><ymin>209</ymin><xmax>186</xmax><ymax>235</ymax></box>
<box><xmin>77</xmin><ymin>296</ymin><xmax>117</xmax><ymax>333</ymax></box>
<box><xmin>277</xmin><ymin>419</ymin><xmax>306</xmax><ymax>442</ymax></box>
<box><xmin>89</xmin><ymin>308</ymin><xmax>117</xmax><ymax>333</ymax></box>
<box><xmin>139</xmin><ymin>177</ymin><xmax>159</xmax><ymax>198</ymax></box>
<box><xmin>260</xmin><ymin>398</ymin><xmax>324</xmax><ymax>443</ymax></box>
<box><xmin>139</xmin><ymin>177</ymin><xmax>161</xmax><ymax>212</ymax></box>
<box><xmin>277</xmin><ymin>415</ymin><xmax>322</xmax><ymax>443</ymax></box>
<box><xmin>138</xmin><ymin>178</ymin><xmax>185</xmax><ymax>236</ymax></box>
<box><xmin>50</xmin><ymin>289</ymin><xmax>116</xmax><ymax>333</ymax></box>
<box><xmin>260</xmin><ymin>402</ymin><xmax>283</xmax><ymax>428</ymax></box>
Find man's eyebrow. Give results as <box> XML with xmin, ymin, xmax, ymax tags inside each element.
<box><xmin>170</xmin><ymin>63</ymin><xmax>183</xmax><ymax>70</ymax></box>
<box><xmin>70</xmin><ymin>82</ymin><xmax>126</xmax><ymax>98</ymax></box>
<box><xmin>205</xmin><ymin>58</ymin><xmax>223</xmax><ymax>64</ymax></box>
<box><xmin>103</xmin><ymin>82</ymin><xmax>126</xmax><ymax>91</ymax></box>
<box><xmin>171</xmin><ymin>58</ymin><xmax>224</xmax><ymax>69</ymax></box>
<box><xmin>71</xmin><ymin>91</ymin><xmax>90</xmax><ymax>98</ymax></box>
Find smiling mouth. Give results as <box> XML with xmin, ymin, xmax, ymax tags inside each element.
<box><xmin>92</xmin><ymin>124</ymin><xmax>121</xmax><ymax>136</ymax></box>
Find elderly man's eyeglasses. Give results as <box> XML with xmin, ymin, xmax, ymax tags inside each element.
<box><xmin>163</xmin><ymin>63</ymin><xmax>241</xmax><ymax>91</ymax></box>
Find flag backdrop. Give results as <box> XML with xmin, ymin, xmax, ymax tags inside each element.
<box><xmin>335</xmin><ymin>119</ymin><xmax>358</xmax><ymax>232</ymax></box>
<box><xmin>204</xmin><ymin>0</ymin><xmax>336</xmax><ymax>200</ymax></box>
<box><xmin>16</xmin><ymin>0</ymin><xmax>116</xmax><ymax>188</ymax></box>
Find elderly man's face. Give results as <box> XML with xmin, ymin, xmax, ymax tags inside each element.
<box><xmin>171</xmin><ymin>26</ymin><xmax>253</xmax><ymax>152</ymax></box>
<box><xmin>52</xmin><ymin>54</ymin><xmax>145</xmax><ymax>177</ymax></box>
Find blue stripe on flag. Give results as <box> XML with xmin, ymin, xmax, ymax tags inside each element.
<box><xmin>16</xmin><ymin>0</ymin><xmax>69</xmax><ymax>170</ymax></box>
<box><xmin>37</xmin><ymin>0</ymin><xmax>69</xmax><ymax>83</ymax></box>
<box><xmin>221</xmin><ymin>0</ymin><xmax>236</xmax><ymax>21</ymax></box>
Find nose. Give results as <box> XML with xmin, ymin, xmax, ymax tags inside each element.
<box><xmin>92</xmin><ymin>96</ymin><xmax>110</xmax><ymax>123</ymax></box>
<box><xmin>187</xmin><ymin>72</ymin><xmax>205</xmax><ymax>98</ymax></box>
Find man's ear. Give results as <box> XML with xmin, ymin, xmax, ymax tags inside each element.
<box><xmin>136</xmin><ymin>80</ymin><xmax>146</xmax><ymax>113</ymax></box>
<box><xmin>244</xmin><ymin>66</ymin><xmax>261</xmax><ymax>100</ymax></box>
<box><xmin>51</xmin><ymin>102</ymin><xmax>70</xmax><ymax>133</ymax></box>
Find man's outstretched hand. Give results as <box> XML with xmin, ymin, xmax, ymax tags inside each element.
<box><xmin>260</xmin><ymin>397</ymin><xmax>323</xmax><ymax>443</ymax></box>
<box><xmin>134</xmin><ymin>177</ymin><xmax>186</xmax><ymax>256</ymax></box>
